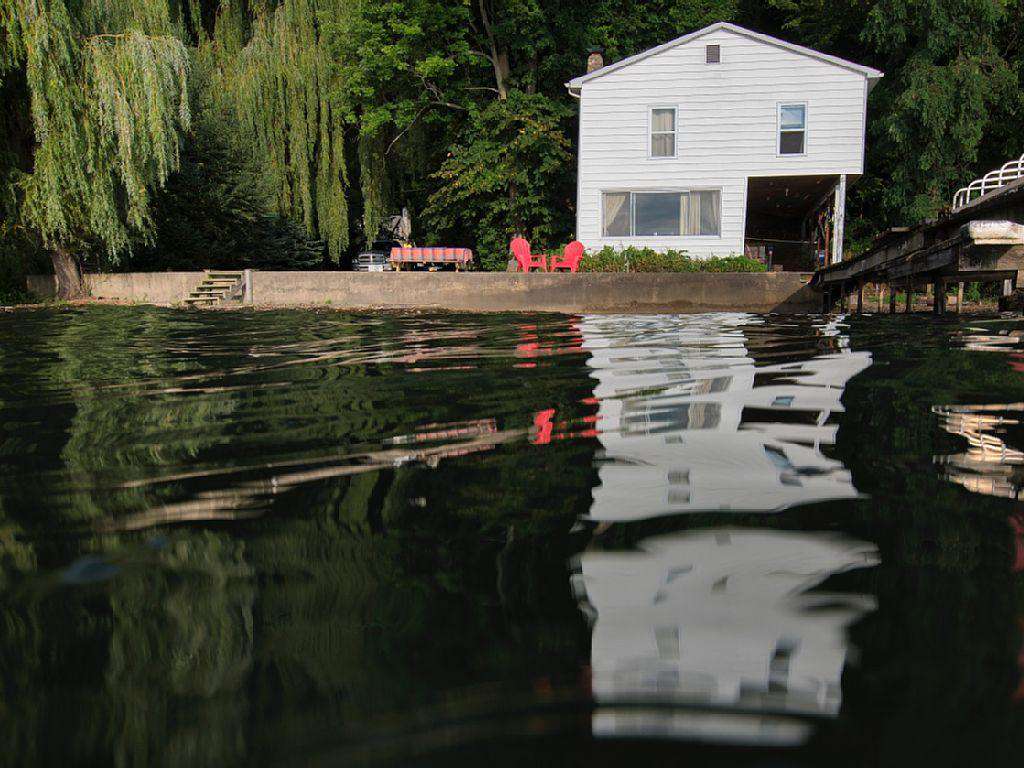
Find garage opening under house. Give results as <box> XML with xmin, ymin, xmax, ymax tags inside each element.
<box><xmin>566</xmin><ymin>22</ymin><xmax>883</xmax><ymax>271</ymax></box>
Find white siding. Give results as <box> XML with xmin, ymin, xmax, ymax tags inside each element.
<box><xmin>575</xmin><ymin>28</ymin><xmax>869</xmax><ymax>257</ymax></box>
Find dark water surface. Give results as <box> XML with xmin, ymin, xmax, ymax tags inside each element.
<box><xmin>2</xmin><ymin>306</ymin><xmax>1024</xmax><ymax>766</ymax></box>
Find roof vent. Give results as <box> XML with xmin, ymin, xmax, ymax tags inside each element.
<box><xmin>706</xmin><ymin>44</ymin><xmax>721</xmax><ymax>64</ymax></box>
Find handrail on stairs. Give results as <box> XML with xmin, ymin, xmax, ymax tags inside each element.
<box><xmin>952</xmin><ymin>153</ymin><xmax>1024</xmax><ymax>211</ymax></box>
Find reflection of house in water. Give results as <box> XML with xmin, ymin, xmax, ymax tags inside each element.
<box><xmin>573</xmin><ymin>528</ymin><xmax>878</xmax><ymax>744</ymax></box>
<box><xmin>580</xmin><ymin>314</ymin><xmax>872</xmax><ymax>520</ymax></box>
<box><xmin>570</xmin><ymin>315</ymin><xmax>878</xmax><ymax>744</ymax></box>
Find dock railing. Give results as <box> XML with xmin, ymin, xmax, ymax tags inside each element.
<box><xmin>953</xmin><ymin>153</ymin><xmax>1024</xmax><ymax>211</ymax></box>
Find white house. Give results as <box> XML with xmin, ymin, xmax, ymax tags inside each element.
<box><xmin>566</xmin><ymin>22</ymin><xmax>883</xmax><ymax>268</ymax></box>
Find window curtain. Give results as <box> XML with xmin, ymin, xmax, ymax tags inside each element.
<box><xmin>680</xmin><ymin>193</ymin><xmax>700</xmax><ymax>235</ymax></box>
<box><xmin>651</xmin><ymin>109</ymin><xmax>675</xmax><ymax>133</ymax></box>
<box><xmin>681</xmin><ymin>191</ymin><xmax>721</xmax><ymax>235</ymax></box>
<box><xmin>603</xmin><ymin>192</ymin><xmax>630</xmax><ymax>236</ymax></box>
<box><xmin>699</xmin><ymin>191</ymin><xmax>721</xmax><ymax>236</ymax></box>
<box><xmin>651</xmin><ymin>108</ymin><xmax>675</xmax><ymax>157</ymax></box>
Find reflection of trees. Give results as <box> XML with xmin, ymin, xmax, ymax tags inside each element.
<box><xmin>824</xmin><ymin>320</ymin><xmax>1024</xmax><ymax>765</ymax></box>
<box><xmin>102</xmin><ymin>533</ymin><xmax>255</xmax><ymax>768</ymax></box>
<box><xmin>10</xmin><ymin>306</ymin><xmax>1022</xmax><ymax>765</ymax></box>
<box><xmin>0</xmin><ymin>307</ymin><xmax>597</xmax><ymax>765</ymax></box>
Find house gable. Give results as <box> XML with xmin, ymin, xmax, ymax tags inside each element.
<box><xmin>566</xmin><ymin>22</ymin><xmax>882</xmax><ymax>94</ymax></box>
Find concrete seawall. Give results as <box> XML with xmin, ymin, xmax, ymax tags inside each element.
<box><xmin>27</xmin><ymin>271</ymin><xmax>818</xmax><ymax>314</ymax></box>
<box><xmin>27</xmin><ymin>272</ymin><xmax>203</xmax><ymax>305</ymax></box>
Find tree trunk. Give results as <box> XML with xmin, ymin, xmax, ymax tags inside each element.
<box><xmin>478</xmin><ymin>0</ymin><xmax>508</xmax><ymax>100</ymax></box>
<box><xmin>494</xmin><ymin>52</ymin><xmax>509</xmax><ymax>100</ymax></box>
<box><xmin>51</xmin><ymin>245</ymin><xmax>85</xmax><ymax>300</ymax></box>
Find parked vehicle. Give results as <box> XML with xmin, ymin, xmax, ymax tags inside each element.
<box><xmin>354</xmin><ymin>239</ymin><xmax>399</xmax><ymax>272</ymax></box>
<box><xmin>353</xmin><ymin>208</ymin><xmax>412</xmax><ymax>272</ymax></box>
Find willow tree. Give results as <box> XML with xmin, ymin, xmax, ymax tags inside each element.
<box><xmin>203</xmin><ymin>0</ymin><xmax>350</xmax><ymax>262</ymax></box>
<box><xmin>0</xmin><ymin>0</ymin><xmax>191</xmax><ymax>298</ymax></box>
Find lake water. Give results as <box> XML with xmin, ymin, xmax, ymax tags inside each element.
<box><xmin>2</xmin><ymin>306</ymin><xmax>1024</xmax><ymax>766</ymax></box>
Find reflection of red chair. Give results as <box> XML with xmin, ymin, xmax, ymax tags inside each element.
<box><xmin>549</xmin><ymin>241</ymin><xmax>585</xmax><ymax>273</ymax></box>
<box><xmin>511</xmin><ymin>237</ymin><xmax>547</xmax><ymax>272</ymax></box>
<box><xmin>532</xmin><ymin>409</ymin><xmax>556</xmax><ymax>445</ymax></box>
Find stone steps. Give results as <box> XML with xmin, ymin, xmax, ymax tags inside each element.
<box><xmin>185</xmin><ymin>271</ymin><xmax>245</xmax><ymax>307</ymax></box>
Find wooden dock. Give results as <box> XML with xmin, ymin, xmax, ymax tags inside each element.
<box><xmin>811</xmin><ymin>178</ymin><xmax>1024</xmax><ymax>313</ymax></box>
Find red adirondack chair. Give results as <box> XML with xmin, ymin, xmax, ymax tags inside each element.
<box><xmin>549</xmin><ymin>240</ymin><xmax>585</xmax><ymax>273</ymax></box>
<box><xmin>510</xmin><ymin>237</ymin><xmax>547</xmax><ymax>272</ymax></box>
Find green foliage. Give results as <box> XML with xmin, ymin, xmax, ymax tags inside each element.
<box><xmin>579</xmin><ymin>246</ymin><xmax>768</xmax><ymax>273</ymax></box>
<box><xmin>202</xmin><ymin>0</ymin><xmax>350</xmax><ymax>261</ymax></box>
<box><xmin>583</xmin><ymin>0</ymin><xmax>740</xmax><ymax>63</ymax></box>
<box><xmin>863</xmin><ymin>0</ymin><xmax>1021</xmax><ymax>223</ymax></box>
<box><xmin>329</xmin><ymin>0</ymin><xmax>474</xmax><ymax>245</ymax></box>
<box><xmin>760</xmin><ymin>0</ymin><xmax>1023</xmax><ymax>240</ymax></box>
<box><xmin>1</xmin><ymin>0</ymin><xmax>1022</xmax><ymax>275</ymax></box>
<box><xmin>0</xmin><ymin>225</ymin><xmax>43</xmax><ymax>304</ymax></box>
<box><xmin>0</xmin><ymin>68</ymin><xmax>38</xmax><ymax>302</ymax></box>
<box><xmin>357</xmin><ymin>128</ymin><xmax>391</xmax><ymax>244</ymax></box>
<box><xmin>6</xmin><ymin>0</ymin><xmax>191</xmax><ymax>259</ymax></box>
<box><xmin>424</xmin><ymin>91</ymin><xmax>574</xmax><ymax>271</ymax></box>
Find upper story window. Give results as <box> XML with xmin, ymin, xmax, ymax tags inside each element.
<box><xmin>706</xmin><ymin>44</ymin><xmax>721</xmax><ymax>64</ymax></box>
<box><xmin>779</xmin><ymin>104</ymin><xmax>806</xmax><ymax>155</ymax></box>
<box><xmin>650</xmin><ymin>107</ymin><xmax>676</xmax><ymax>158</ymax></box>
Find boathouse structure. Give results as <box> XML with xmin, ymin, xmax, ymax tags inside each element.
<box><xmin>813</xmin><ymin>173</ymin><xmax>1024</xmax><ymax>313</ymax></box>
<box><xmin>566</xmin><ymin>22</ymin><xmax>883</xmax><ymax>269</ymax></box>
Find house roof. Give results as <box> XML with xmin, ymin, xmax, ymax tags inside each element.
<box><xmin>566</xmin><ymin>22</ymin><xmax>884</xmax><ymax>93</ymax></box>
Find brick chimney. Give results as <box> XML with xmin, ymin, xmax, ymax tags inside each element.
<box><xmin>586</xmin><ymin>47</ymin><xmax>604</xmax><ymax>74</ymax></box>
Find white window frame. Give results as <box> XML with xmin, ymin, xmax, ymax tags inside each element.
<box><xmin>600</xmin><ymin>188</ymin><xmax>724</xmax><ymax>239</ymax></box>
<box><xmin>648</xmin><ymin>106</ymin><xmax>678</xmax><ymax>159</ymax></box>
<box><xmin>777</xmin><ymin>102</ymin><xmax>807</xmax><ymax>157</ymax></box>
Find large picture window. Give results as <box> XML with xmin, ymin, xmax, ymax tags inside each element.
<box><xmin>779</xmin><ymin>104</ymin><xmax>806</xmax><ymax>155</ymax></box>
<box><xmin>635</xmin><ymin>193</ymin><xmax>681</xmax><ymax>236</ymax></box>
<box><xmin>650</xmin><ymin>107</ymin><xmax>676</xmax><ymax>158</ymax></box>
<box><xmin>601</xmin><ymin>190</ymin><xmax>721</xmax><ymax>237</ymax></box>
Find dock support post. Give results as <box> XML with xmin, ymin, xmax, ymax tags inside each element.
<box><xmin>956</xmin><ymin>282</ymin><xmax>964</xmax><ymax>315</ymax></box>
<box><xmin>840</xmin><ymin>284</ymin><xmax>848</xmax><ymax>312</ymax></box>
<box><xmin>832</xmin><ymin>174</ymin><xmax>847</xmax><ymax>265</ymax></box>
<box><xmin>905</xmin><ymin>283</ymin><xmax>913</xmax><ymax>314</ymax></box>
<box><xmin>1004</xmin><ymin>278</ymin><xmax>1014</xmax><ymax>298</ymax></box>
<box><xmin>933</xmin><ymin>279</ymin><xmax>946</xmax><ymax>315</ymax></box>
<box><xmin>857</xmin><ymin>280</ymin><xmax>864</xmax><ymax>314</ymax></box>
<box><xmin>889</xmin><ymin>283</ymin><xmax>896</xmax><ymax>314</ymax></box>
<box><xmin>876</xmin><ymin>283</ymin><xmax>884</xmax><ymax>314</ymax></box>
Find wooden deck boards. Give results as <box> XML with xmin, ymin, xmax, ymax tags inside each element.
<box><xmin>811</xmin><ymin>179</ymin><xmax>1024</xmax><ymax>311</ymax></box>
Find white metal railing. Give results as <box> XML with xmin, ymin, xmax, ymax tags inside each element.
<box><xmin>952</xmin><ymin>153</ymin><xmax>1024</xmax><ymax>211</ymax></box>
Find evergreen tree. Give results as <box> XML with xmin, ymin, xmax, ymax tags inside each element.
<box><xmin>200</xmin><ymin>0</ymin><xmax>351</xmax><ymax>262</ymax></box>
